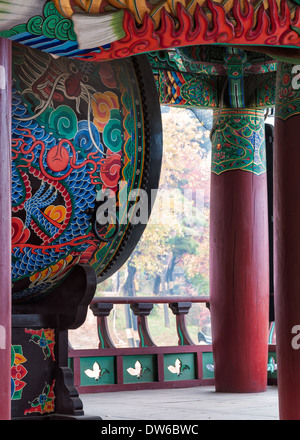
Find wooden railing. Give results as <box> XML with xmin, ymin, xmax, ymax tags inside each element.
<box><xmin>90</xmin><ymin>296</ymin><xmax>211</xmax><ymax>348</ymax></box>
<box><xmin>68</xmin><ymin>296</ymin><xmax>215</xmax><ymax>393</ymax></box>
<box><xmin>68</xmin><ymin>296</ymin><xmax>277</xmax><ymax>393</ymax></box>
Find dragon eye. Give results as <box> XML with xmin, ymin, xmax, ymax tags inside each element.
<box><xmin>69</xmin><ymin>63</ymin><xmax>78</xmax><ymax>74</ymax></box>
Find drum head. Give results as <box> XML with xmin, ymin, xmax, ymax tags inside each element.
<box><xmin>11</xmin><ymin>44</ymin><xmax>162</xmax><ymax>303</ymax></box>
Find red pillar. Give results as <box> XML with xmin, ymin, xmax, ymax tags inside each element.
<box><xmin>0</xmin><ymin>37</ymin><xmax>12</xmax><ymax>420</ymax></box>
<box><xmin>210</xmin><ymin>108</ymin><xmax>269</xmax><ymax>393</ymax></box>
<box><xmin>274</xmin><ymin>62</ymin><xmax>300</xmax><ymax>419</ymax></box>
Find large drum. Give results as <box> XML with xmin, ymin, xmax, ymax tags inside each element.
<box><xmin>11</xmin><ymin>43</ymin><xmax>162</xmax><ymax>303</ymax></box>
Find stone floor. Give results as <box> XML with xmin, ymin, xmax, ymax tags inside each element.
<box><xmin>80</xmin><ymin>385</ymin><xmax>279</xmax><ymax>420</ymax></box>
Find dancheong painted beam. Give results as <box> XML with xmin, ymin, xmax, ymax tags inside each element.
<box><xmin>0</xmin><ymin>1</ymin><xmax>300</xmax><ymax>62</ymax></box>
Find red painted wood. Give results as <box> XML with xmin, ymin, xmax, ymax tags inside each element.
<box><xmin>157</xmin><ymin>353</ymin><xmax>164</xmax><ymax>382</ymax></box>
<box><xmin>69</xmin><ymin>345</ymin><xmax>213</xmax><ymax>393</ymax></box>
<box><xmin>90</xmin><ymin>303</ymin><xmax>115</xmax><ymax>348</ymax></box>
<box><xmin>73</xmin><ymin>357</ymin><xmax>81</xmax><ymax>388</ymax></box>
<box><xmin>69</xmin><ymin>344</ymin><xmax>213</xmax><ymax>358</ymax></box>
<box><xmin>130</xmin><ymin>303</ymin><xmax>156</xmax><ymax>347</ymax></box>
<box><xmin>136</xmin><ymin>315</ymin><xmax>156</xmax><ymax>347</ymax></box>
<box><xmin>169</xmin><ymin>302</ymin><xmax>195</xmax><ymax>345</ymax></box>
<box><xmin>0</xmin><ymin>38</ymin><xmax>12</xmax><ymax>420</ymax></box>
<box><xmin>116</xmin><ymin>355</ymin><xmax>123</xmax><ymax>385</ymax></box>
<box><xmin>175</xmin><ymin>315</ymin><xmax>195</xmax><ymax>345</ymax></box>
<box><xmin>196</xmin><ymin>352</ymin><xmax>203</xmax><ymax>380</ymax></box>
<box><xmin>274</xmin><ymin>115</ymin><xmax>300</xmax><ymax>419</ymax></box>
<box><xmin>68</xmin><ymin>344</ymin><xmax>277</xmax><ymax>393</ymax></box>
<box><xmin>210</xmin><ymin>169</ymin><xmax>269</xmax><ymax>392</ymax></box>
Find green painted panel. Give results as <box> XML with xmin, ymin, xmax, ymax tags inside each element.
<box><xmin>123</xmin><ymin>355</ymin><xmax>156</xmax><ymax>384</ymax></box>
<box><xmin>80</xmin><ymin>356</ymin><xmax>115</xmax><ymax>386</ymax></box>
<box><xmin>267</xmin><ymin>352</ymin><xmax>277</xmax><ymax>379</ymax></box>
<box><xmin>164</xmin><ymin>353</ymin><xmax>195</xmax><ymax>381</ymax></box>
<box><xmin>211</xmin><ymin>109</ymin><xmax>266</xmax><ymax>176</ymax></box>
<box><xmin>202</xmin><ymin>352</ymin><xmax>214</xmax><ymax>379</ymax></box>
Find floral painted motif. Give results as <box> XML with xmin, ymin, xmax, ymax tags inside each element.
<box><xmin>278</xmin><ymin>72</ymin><xmax>296</xmax><ymax>102</ymax></box>
<box><xmin>156</xmin><ymin>70</ymin><xmax>217</xmax><ymax>108</ymax></box>
<box><xmin>24</xmin><ymin>380</ymin><xmax>56</xmax><ymax>416</ymax></box>
<box><xmin>11</xmin><ymin>345</ymin><xmax>28</xmax><ymax>400</ymax></box>
<box><xmin>25</xmin><ymin>328</ymin><xmax>56</xmax><ymax>361</ymax></box>
<box><xmin>127</xmin><ymin>360</ymin><xmax>150</xmax><ymax>379</ymax></box>
<box><xmin>167</xmin><ymin>358</ymin><xmax>190</xmax><ymax>376</ymax></box>
<box><xmin>84</xmin><ymin>361</ymin><xmax>109</xmax><ymax>380</ymax></box>
<box><xmin>211</xmin><ymin>109</ymin><xmax>266</xmax><ymax>175</ymax></box>
<box><xmin>276</xmin><ymin>62</ymin><xmax>300</xmax><ymax>120</ymax></box>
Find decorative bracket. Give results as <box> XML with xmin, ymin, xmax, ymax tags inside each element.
<box><xmin>130</xmin><ymin>303</ymin><xmax>156</xmax><ymax>347</ymax></box>
<box><xmin>169</xmin><ymin>302</ymin><xmax>194</xmax><ymax>346</ymax></box>
<box><xmin>224</xmin><ymin>47</ymin><xmax>247</xmax><ymax>108</ymax></box>
<box><xmin>90</xmin><ymin>302</ymin><xmax>115</xmax><ymax>349</ymax></box>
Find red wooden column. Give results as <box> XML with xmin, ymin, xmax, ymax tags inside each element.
<box><xmin>0</xmin><ymin>37</ymin><xmax>12</xmax><ymax>420</ymax></box>
<box><xmin>274</xmin><ymin>62</ymin><xmax>300</xmax><ymax>419</ymax></box>
<box><xmin>210</xmin><ymin>108</ymin><xmax>269</xmax><ymax>392</ymax></box>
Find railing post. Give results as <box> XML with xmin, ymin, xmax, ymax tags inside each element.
<box><xmin>169</xmin><ymin>302</ymin><xmax>194</xmax><ymax>346</ymax></box>
<box><xmin>90</xmin><ymin>303</ymin><xmax>115</xmax><ymax>349</ymax></box>
<box><xmin>130</xmin><ymin>303</ymin><xmax>156</xmax><ymax>347</ymax></box>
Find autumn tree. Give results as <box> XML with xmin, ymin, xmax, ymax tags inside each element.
<box><xmin>123</xmin><ymin>107</ymin><xmax>211</xmax><ymax>297</ymax></box>
<box><xmin>97</xmin><ymin>107</ymin><xmax>212</xmax><ymax>344</ymax></box>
